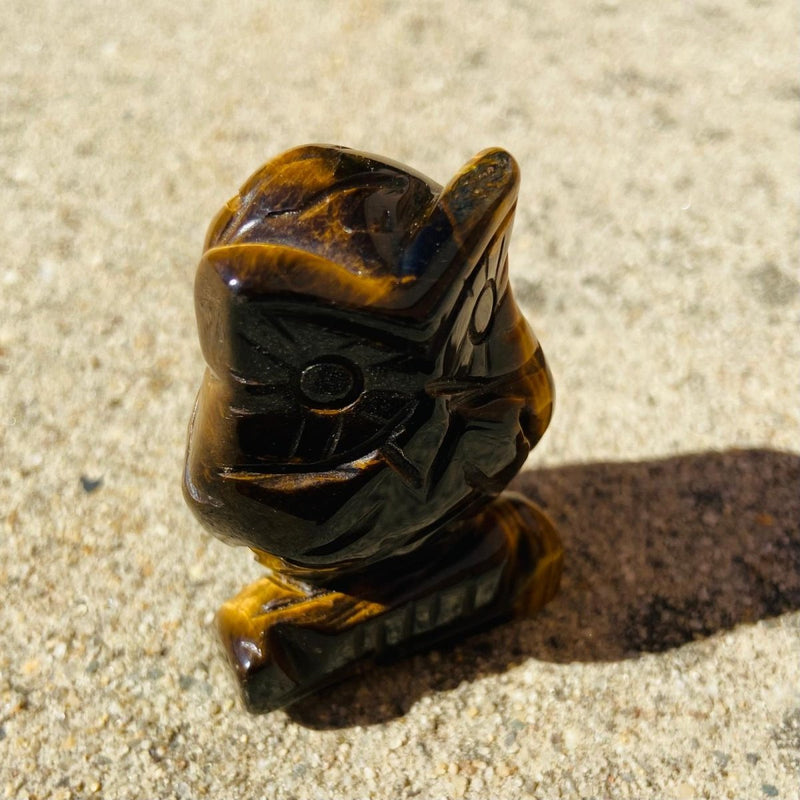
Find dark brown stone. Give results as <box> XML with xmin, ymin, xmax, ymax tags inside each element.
<box><xmin>183</xmin><ymin>145</ymin><xmax>562</xmax><ymax>711</ymax></box>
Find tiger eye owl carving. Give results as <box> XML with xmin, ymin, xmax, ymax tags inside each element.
<box><xmin>183</xmin><ymin>145</ymin><xmax>562</xmax><ymax>711</ymax></box>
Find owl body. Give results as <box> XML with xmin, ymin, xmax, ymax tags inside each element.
<box><xmin>184</xmin><ymin>145</ymin><xmax>554</xmax><ymax>579</ymax></box>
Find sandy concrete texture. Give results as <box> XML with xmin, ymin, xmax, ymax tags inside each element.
<box><xmin>1</xmin><ymin>1</ymin><xmax>798</xmax><ymax>798</ymax></box>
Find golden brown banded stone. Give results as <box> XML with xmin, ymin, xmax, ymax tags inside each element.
<box><xmin>183</xmin><ymin>145</ymin><xmax>561</xmax><ymax>711</ymax></box>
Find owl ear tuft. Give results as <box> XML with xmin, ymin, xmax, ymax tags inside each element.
<box><xmin>399</xmin><ymin>148</ymin><xmax>519</xmax><ymax>280</ymax></box>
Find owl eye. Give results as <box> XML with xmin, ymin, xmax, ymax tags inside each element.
<box><xmin>469</xmin><ymin>278</ymin><xmax>497</xmax><ymax>344</ymax></box>
<box><xmin>299</xmin><ymin>357</ymin><xmax>363</xmax><ymax>410</ymax></box>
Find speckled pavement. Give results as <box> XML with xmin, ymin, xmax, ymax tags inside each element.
<box><xmin>1</xmin><ymin>2</ymin><xmax>798</xmax><ymax>798</ymax></box>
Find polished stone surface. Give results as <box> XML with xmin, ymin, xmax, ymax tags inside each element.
<box><xmin>184</xmin><ymin>145</ymin><xmax>561</xmax><ymax>710</ymax></box>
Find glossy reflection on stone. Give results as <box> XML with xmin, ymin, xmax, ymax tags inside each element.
<box><xmin>183</xmin><ymin>144</ymin><xmax>562</xmax><ymax>712</ymax></box>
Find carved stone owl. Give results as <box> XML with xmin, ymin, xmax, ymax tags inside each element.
<box><xmin>183</xmin><ymin>144</ymin><xmax>554</xmax><ymax>582</ymax></box>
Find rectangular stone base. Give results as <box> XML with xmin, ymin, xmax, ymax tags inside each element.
<box><xmin>215</xmin><ymin>492</ymin><xmax>563</xmax><ymax>712</ymax></box>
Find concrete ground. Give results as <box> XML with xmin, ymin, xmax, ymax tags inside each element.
<box><xmin>1</xmin><ymin>1</ymin><xmax>798</xmax><ymax>798</ymax></box>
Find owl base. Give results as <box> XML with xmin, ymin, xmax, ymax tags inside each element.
<box><xmin>215</xmin><ymin>492</ymin><xmax>563</xmax><ymax>713</ymax></box>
